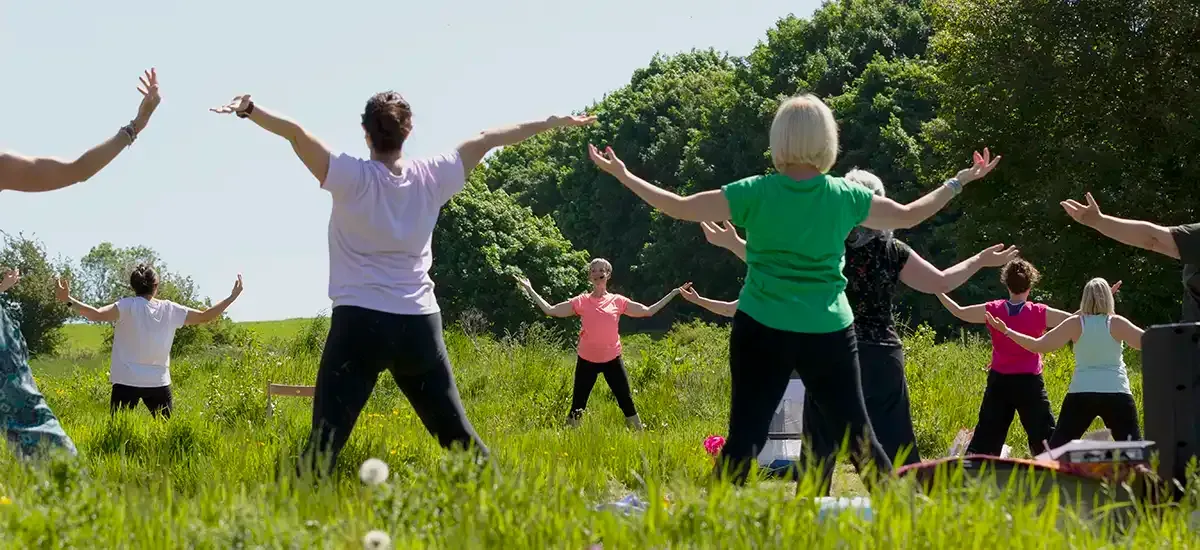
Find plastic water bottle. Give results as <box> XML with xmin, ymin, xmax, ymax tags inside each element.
<box><xmin>815</xmin><ymin>497</ymin><xmax>873</xmax><ymax>521</ymax></box>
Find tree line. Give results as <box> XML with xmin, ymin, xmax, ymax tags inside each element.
<box><xmin>7</xmin><ymin>0</ymin><xmax>1199</xmax><ymax>355</ymax></box>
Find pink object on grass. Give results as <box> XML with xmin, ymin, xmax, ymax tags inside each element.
<box><xmin>704</xmin><ymin>435</ymin><xmax>726</xmax><ymax>456</ymax></box>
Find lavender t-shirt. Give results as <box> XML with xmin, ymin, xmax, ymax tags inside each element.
<box><xmin>322</xmin><ymin>150</ymin><xmax>466</xmax><ymax>315</ymax></box>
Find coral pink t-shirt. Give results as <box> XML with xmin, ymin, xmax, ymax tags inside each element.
<box><xmin>571</xmin><ymin>293</ymin><xmax>629</xmax><ymax>363</ymax></box>
<box><xmin>984</xmin><ymin>300</ymin><xmax>1048</xmax><ymax>375</ymax></box>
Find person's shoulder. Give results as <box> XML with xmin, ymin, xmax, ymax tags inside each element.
<box><xmin>1030</xmin><ymin>302</ymin><xmax>1050</xmax><ymax>313</ymax></box>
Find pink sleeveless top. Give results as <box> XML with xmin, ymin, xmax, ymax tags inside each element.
<box><xmin>984</xmin><ymin>300</ymin><xmax>1048</xmax><ymax>375</ymax></box>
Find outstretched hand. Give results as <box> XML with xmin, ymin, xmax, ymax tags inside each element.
<box><xmin>210</xmin><ymin>95</ymin><xmax>252</xmax><ymax>115</ymax></box>
<box><xmin>0</xmin><ymin>268</ymin><xmax>19</xmax><ymax>293</ymax></box>
<box><xmin>230</xmin><ymin>274</ymin><xmax>244</xmax><ymax>299</ymax></box>
<box><xmin>135</xmin><ymin>68</ymin><xmax>161</xmax><ymax>126</ymax></box>
<box><xmin>679</xmin><ymin>282</ymin><xmax>698</xmax><ymax>303</ymax></box>
<box><xmin>513</xmin><ymin>275</ymin><xmax>534</xmax><ymax>297</ymax></box>
<box><xmin>1060</xmin><ymin>192</ymin><xmax>1102</xmax><ymax>227</ymax></box>
<box><xmin>954</xmin><ymin>148</ymin><xmax>1002</xmax><ymax>185</ymax></box>
<box><xmin>55</xmin><ymin>277</ymin><xmax>71</xmax><ymax>303</ymax></box>
<box><xmin>1111</xmin><ymin>280</ymin><xmax>1122</xmax><ymax>296</ymax></box>
<box><xmin>551</xmin><ymin>114</ymin><xmax>598</xmax><ymax>128</ymax></box>
<box><xmin>978</xmin><ymin>244</ymin><xmax>1020</xmax><ymax>267</ymax></box>
<box><xmin>984</xmin><ymin>312</ymin><xmax>1009</xmax><ymax>334</ymax></box>
<box><xmin>588</xmin><ymin>144</ymin><xmax>628</xmax><ymax>178</ymax></box>
<box><xmin>701</xmin><ymin>221</ymin><xmax>740</xmax><ymax>249</ymax></box>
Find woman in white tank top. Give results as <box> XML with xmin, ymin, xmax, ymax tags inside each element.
<box><xmin>56</xmin><ymin>264</ymin><xmax>242</xmax><ymax>418</ymax></box>
<box><xmin>985</xmin><ymin>277</ymin><xmax>1144</xmax><ymax>450</ymax></box>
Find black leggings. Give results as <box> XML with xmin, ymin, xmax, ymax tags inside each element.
<box><xmin>1048</xmin><ymin>392</ymin><xmax>1141</xmax><ymax>449</ymax></box>
<box><xmin>300</xmin><ymin>306</ymin><xmax>487</xmax><ymax>477</ymax></box>
<box><xmin>717</xmin><ymin>311</ymin><xmax>891</xmax><ymax>485</ymax></box>
<box><xmin>110</xmin><ymin>384</ymin><xmax>173</xmax><ymax>418</ymax></box>
<box><xmin>967</xmin><ymin>370</ymin><xmax>1057</xmax><ymax>456</ymax></box>
<box><xmin>569</xmin><ymin>356</ymin><xmax>638</xmax><ymax>419</ymax></box>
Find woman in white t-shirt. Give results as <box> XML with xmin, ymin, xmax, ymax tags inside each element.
<box><xmin>209</xmin><ymin>90</ymin><xmax>595</xmax><ymax>478</ymax></box>
<box><xmin>56</xmin><ymin>264</ymin><xmax>243</xmax><ymax>418</ymax></box>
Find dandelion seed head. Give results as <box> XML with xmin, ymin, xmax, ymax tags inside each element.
<box><xmin>359</xmin><ymin>458</ymin><xmax>390</xmax><ymax>486</ymax></box>
<box><xmin>363</xmin><ymin>530</ymin><xmax>392</xmax><ymax>550</ymax></box>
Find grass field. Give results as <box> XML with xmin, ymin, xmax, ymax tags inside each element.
<box><xmin>1</xmin><ymin>317</ymin><xmax>1196</xmax><ymax>548</ymax></box>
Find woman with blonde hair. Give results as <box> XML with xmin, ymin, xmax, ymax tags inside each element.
<box><xmin>587</xmin><ymin>92</ymin><xmax>1000</xmax><ymax>483</ymax></box>
<box><xmin>518</xmin><ymin>258</ymin><xmax>684</xmax><ymax>429</ymax></box>
<box><xmin>985</xmin><ymin>277</ymin><xmax>1143</xmax><ymax>448</ymax></box>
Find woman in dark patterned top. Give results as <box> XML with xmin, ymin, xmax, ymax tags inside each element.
<box><xmin>700</xmin><ymin>168</ymin><xmax>1016</xmax><ymax>481</ymax></box>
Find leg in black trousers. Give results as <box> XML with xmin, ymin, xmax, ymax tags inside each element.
<box><xmin>966</xmin><ymin>371</ymin><xmax>1018</xmax><ymax>456</ymax></box>
<box><xmin>1098</xmin><ymin>392</ymin><xmax>1141</xmax><ymax>442</ymax></box>
<box><xmin>1047</xmin><ymin>393</ymin><xmax>1099</xmax><ymax>449</ymax></box>
<box><xmin>568</xmin><ymin>357</ymin><xmax>602</xmax><ymax>423</ymax></box>
<box><xmin>599</xmin><ymin>356</ymin><xmax>638</xmax><ymax>418</ymax></box>
<box><xmin>1049</xmin><ymin>392</ymin><xmax>1141</xmax><ymax>449</ymax></box>
<box><xmin>110</xmin><ymin>384</ymin><xmax>173</xmax><ymax>418</ymax></box>
<box><xmin>1013</xmin><ymin>373</ymin><xmax>1056</xmax><ymax>456</ymax></box>
<box><xmin>110</xmin><ymin>384</ymin><xmax>141</xmax><ymax>414</ymax></box>
<box><xmin>859</xmin><ymin>343</ymin><xmax>920</xmax><ymax>466</ymax></box>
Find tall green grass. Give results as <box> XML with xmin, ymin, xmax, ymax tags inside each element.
<box><xmin>0</xmin><ymin>319</ymin><xmax>1193</xmax><ymax>548</ymax></box>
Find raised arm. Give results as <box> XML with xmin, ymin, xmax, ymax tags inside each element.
<box><xmin>1048</xmin><ymin>280</ymin><xmax>1122</xmax><ymax>328</ymax></box>
<box><xmin>211</xmin><ymin>95</ymin><xmax>331</xmax><ymax>184</ymax></box>
<box><xmin>55</xmin><ymin>277</ymin><xmax>118</xmax><ymax>323</ymax></box>
<box><xmin>516</xmin><ymin>277</ymin><xmax>575</xmax><ymax>318</ymax></box>
<box><xmin>680</xmin><ymin>283</ymin><xmax>737</xmax><ymax>317</ymax></box>
<box><xmin>589</xmin><ymin>145</ymin><xmax>731</xmax><ymax>222</ymax></box>
<box><xmin>624</xmin><ymin>285</ymin><xmax>684</xmax><ymax>318</ymax></box>
<box><xmin>900</xmin><ymin>244</ymin><xmax>1018</xmax><ymax>295</ymax></box>
<box><xmin>701</xmin><ymin>221</ymin><xmax>747</xmax><ymax>262</ymax></box>
<box><xmin>183</xmin><ymin>275</ymin><xmax>243</xmax><ymax>326</ymax></box>
<box><xmin>1061</xmin><ymin>193</ymin><xmax>1179</xmax><ymax>259</ymax></box>
<box><xmin>458</xmin><ymin>115</ymin><xmax>596</xmax><ymax>175</ymax></box>
<box><xmin>986</xmin><ymin>312</ymin><xmax>1080</xmax><ymax>355</ymax></box>
<box><xmin>861</xmin><ymin>149</ymin><xmax>1001</xmax><ymax>231</ymax></box>
<box><xmin>0</xmin><ymin>69</ymin><xmax>160</xmax><ymax>193</ymax></box>
<box><xmin>1109</xmin><ymin>315</ymin><xmax>1144</xmax><ymax>351</ymax></box>
<box><xmin>936</xmin><ymin>293</ymin><xmax>988</xmax><ymax>324</ymax></box>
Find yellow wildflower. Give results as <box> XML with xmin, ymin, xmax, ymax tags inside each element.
<box><xmin>0</xmin><ymin>496</ymin><xmax>10</xmax><ymax>506</ymax></box>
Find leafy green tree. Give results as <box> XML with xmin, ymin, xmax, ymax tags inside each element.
<box><xmin>0</xmin><ymin>232</ymin><xmax>72</xmax><ymax>356</ymax></box>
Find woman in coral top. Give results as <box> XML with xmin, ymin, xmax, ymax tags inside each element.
<box><xmin>937</xmin><ymin>259</ymin><xmax>1112</xmax><ymax>456</ymax></box>
<box><xmin>518</xmin><ymin>259</ymin><xmax>684</xmax><ymax>429</ymax></box>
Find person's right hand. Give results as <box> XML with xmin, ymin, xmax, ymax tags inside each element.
<box><xmin>679</xmin><ymin>282</ymin><xmax>699</xmax><ymax>303</ymax></box>
<box><xmin>229</xmin><ymin>274</ymin><xmax>244</xmax><ymax>300</ymax></box>
<box><xmin>954</xmin><ymin>148</ymin><xmax>1002</xmax><ymax>185</ymax></box>
<box><xmin>1060</xmin><ymin>192</ymin><xmax>1103</xmax><ymax>227</ymax></box>
<box><xmin>134</xmin><ymin>68</ymin><xmax>161</xmax><ymax>128</ymax></box>
<box><xmin>701</xmin><ymin>221</ymin><xmax>740</xmax><ymax>250</ymax></box>
<box><xmin>514</xmin><ymin>276</ymin><xmax>534</xmax><ymax>296</ymax></box>
<box><xmin>984</xmin><ymin>312</ymin><xmax>1010</xmax><ymax>335</ymax></box>
<box><xmin>55</xmin><ymin>277</ymin><xmax>71</xmax><ymax>303</ymax></box>
<box><xmin>0</xmin><ymin>267</ymin><xmax>19</xmax><ymax>293</ymax></box>
<box><xmin>210</xmin><ymin>95</ymin><xmax>253</xmax><ymax>116</ymax></box>
<box><xmin>977</xmin><ymin>244</ymin><xmax>1020</xmax><ymax>267</ymax></box>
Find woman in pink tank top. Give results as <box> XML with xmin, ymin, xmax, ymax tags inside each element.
<box><xmin>518</xmin><ymin>258</ymin><xmax>685</xmax><ymax>429</ymax></box>
<box><xmin>936</xmin><ymin>259</ymin><xmax>1077</xmax><ymax>457</ymax></box>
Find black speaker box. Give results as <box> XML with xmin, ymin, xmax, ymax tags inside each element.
<box><xmin>1142</xmin><ymin>322</ymin><xmax>1200</xmax><ymax>488</ymax></box>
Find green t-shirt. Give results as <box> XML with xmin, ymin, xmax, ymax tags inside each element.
<box><xmin>722</xmin><ymin>173</ymin><xmax>873</xmax><ymax>333</ymax></box>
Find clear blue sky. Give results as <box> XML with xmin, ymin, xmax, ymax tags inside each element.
<box><xmin>1</xmin><ymin>0</ymin><xmax>818</xmax><ymax>322</ymax></box>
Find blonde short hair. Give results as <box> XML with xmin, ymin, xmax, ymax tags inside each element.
<box><xmin>1079</xmin><ymin>277</ymin><xmax>1115</xmax><ymax>316</ymax></box>
<box><xmin>769</xmin><ymin>94</ymin><xmax>839</xmax><ymax>173</ymax></box>
<box><xmin>588</xmin><ymin>258</ymin><xmax>612</xmax><ymax>275</ymax></box>
<box><xmin>844</xmin><ymin>169</ymin><xmax>886</xmax><ymax>197</ymax></box>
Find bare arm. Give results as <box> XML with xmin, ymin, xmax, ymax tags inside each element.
<box><xmin>517</xmin><ymin>278</ymin><xmax>575</xmax><ymax>318</ymax></box>
<box><xmin>458</xmin><ymin>115</ymin><xmax>596</xmax><ymax>175</ymax></box>
<box><xmin>1062</xmin><ymin>193</ymin><xmax>1179</xmax><ymax>259</ymax></box>
<box><xmin>1109</xmin><ymin>315</ymin><xmax>1145</xmax><ymax>351</ymax></box>
<box><xmin>899</xmin><ymin>244</ymin><xmax>1018</xmax><ymax>295</ymax></box>
<box><xmin>55</xmin><ymin>277</ymin><xmax>119</xmax><ymax>323</ymax></box>
<box><xmin>211</xmin><ymin>96</ymin><xmax>331</xmax><ymax>184</ymax></box>
<box><xmin>1045</xmin><ymin>307</ymin><xmax>1075</xmax><ymax>329</ymax></box>
<box><xmin>701</xmin><ymin>221</ymin><xmax>747</xmax><ymax>262</ymax></box>
<box><xmin>680</xmin><ymin>284</ymin><xmax>737</xmax><ymax>317</ymax></box>
<box><xmin>936</xmin><ymin>293</ymin><xmax>988</xmax><ymax>324</ymax></box>
<box><xmin>589</xmin><ymin>145</ymin><xmax>732</xmax><ymax>222</ymax></box>
<box><xmin>987</xmin><ymin>312</ymin><xmax>1081</xmax><ymax>355</ymax></box>
<box><xmin>0</xmin><ymin>69</ymin><xmax>160</xmax><ymax>193</ymax></box>
<box><xmin>183</xmin><ymin>275</ymin><xmax>244</xmax><ymax>326</ymax></box>
<box><xmin>862</xmin><ymin>149</ymin><xmax>1001</xmax><ymax>231</ymax></box>
<box><xmin>625</xmin><ymin>287</ymin><xmax>682</xmax><ymax>318</ymax></box>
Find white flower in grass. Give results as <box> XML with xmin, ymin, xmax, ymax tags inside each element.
<box><xmin>363</xmin><ymin>530</ymin><xmax>392</xmax><ymax>550</ymax></box>
<box><xmin>359</xmin><ymin>458</ymin><xmax>390</xmax><ymax>486</ymax></box>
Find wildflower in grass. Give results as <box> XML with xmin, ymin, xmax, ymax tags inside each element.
<box><xmin>703</xmin><ymin>435</ymin><xmax>725</xmax><ymax>457</ymax></box>
<box><xmin>363</xmin><ymin>530</ymin><xmax>392</xmax><ymax>549</ymax></box>
<box><xmin>0</xmin><ymin>496</ymin><xmax>10</xmax><ymax>506</ymax></box>
<box><xmin>359</xmin><ymin>458</ymin><xmax>390</xmax><ymax>486</ymax></box>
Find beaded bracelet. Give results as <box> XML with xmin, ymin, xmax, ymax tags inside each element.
<box><xmin>944</xmin><ymin>177</ymin><xmax>962</xmax><ymax>195</ymax></box>
<box><xmin>119</xmin><ymin>122</ymin><xmax>137</xmax><ymax>145</ymax></box>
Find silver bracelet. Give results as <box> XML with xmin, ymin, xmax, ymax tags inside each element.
<box><xmin>944</xmin><ymin>177</ymin><xmax>962</xmax><ymax>195</ymax></box>
<box><xmin>120</xmin><ymin>123</ymin><xmax>137</xmax><ymax>145</ymax></box>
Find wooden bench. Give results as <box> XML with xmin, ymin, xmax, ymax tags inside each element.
<box><xmin>266</xmin><ymin>383</ymin><xmax>315</xmax><ymax>417</ymax></box>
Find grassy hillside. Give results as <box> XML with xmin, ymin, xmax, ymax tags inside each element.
<box><xmin>0</xmin><ymin>319</ymin><xmax>1189</xmax><ymax>548</ymax></box>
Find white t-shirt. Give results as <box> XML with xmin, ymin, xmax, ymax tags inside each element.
<box><xmin>322</xmin><ymin>150</ymin><xmax>467</xmax><ymax>315</ymax></box>
<box><xmin>109</xmin><ymin>296</ymin><xmax>190</xmax><ymax>387</ymax></box>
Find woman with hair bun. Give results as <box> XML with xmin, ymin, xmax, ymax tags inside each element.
<box><xmin>210</xmin><ymin>90</ymin><xmax>596</xmax><ymax>476</ymax></box>
<box><xmin>937</xmin><ymin>259</ymin><xmax>1119</xmax><ymax>456</ymax></box>
<box><xmin>55</xmin><ymin>265</ymin><xmax>243</xmax><ymax>418</ymax></box>
<box><xmin>985</xmin><ymin>277</ymin><xmax>1143</xmax><ymax>448</ymax></box>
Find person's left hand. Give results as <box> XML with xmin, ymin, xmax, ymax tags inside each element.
<box><xmin>954</xmin><ymin>148</ymin><xmax>1002</xmax><ymax>185</ymax></box>
<box><xmin>588</xmin><ymin>144</ymin><xmax>628</xmax><ymax>177</ymax></box>
<box><xmin>0</xmin><ymin>267</ymin><xmax>19</xmax><ymax>293</ymax></box>
<box><xmin>984</xmin><ymin>312</ymin><xmax>1010</xmax><ymax>335</ymax></box>
<box><xmin>229</xmin><ymin>274</ymin><xmax>244</xmax><ymax>299</ymax></box>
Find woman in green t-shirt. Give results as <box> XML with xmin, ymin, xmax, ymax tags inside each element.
<box><xmin>587</xmin><ymin>93</ymin><xmax>1000</xmax><ymax>484</ymax></box>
